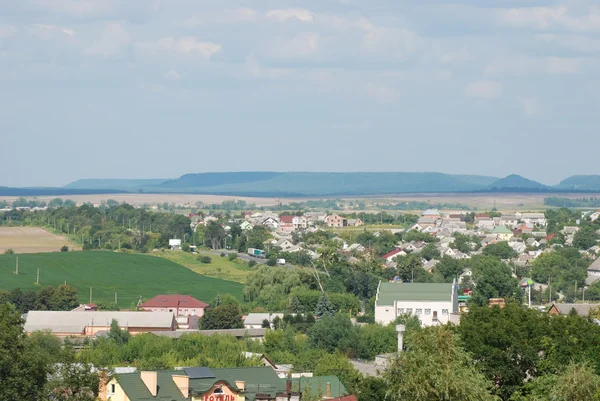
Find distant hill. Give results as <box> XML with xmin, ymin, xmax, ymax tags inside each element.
<box><xmin>0</xmin><ymin>187</ymin><xmax>127</xmax><ymax>196</ymax></box>
<box><xmin>65</xmin><ymin>179</ymin><xmax>169</xmax><ymax>191</ymax></box>
<box><xmin>487</xmin><ymin>175</ymin><xmax>547</xmax><ymax>191</ymax></box>
<box><xmin>554</xmin><ymin>175</ymin><xmax>600</xmax><ymax>191</ymax></box>
<box><xmin>154</xmin><ymin>172</ymin><xmax>500</xmax><ymax>196</ymax></box>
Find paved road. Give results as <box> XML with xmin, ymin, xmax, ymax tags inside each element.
<box><xmin>201</xmin><ymin>250</ymin><xmax>296</xmax><ymax>268</ymax></box>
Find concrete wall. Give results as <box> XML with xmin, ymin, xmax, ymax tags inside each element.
<box><xmin>376</xmin><ymin>301</ymin><xmax>455</xmax><ymax>326</ymax></box>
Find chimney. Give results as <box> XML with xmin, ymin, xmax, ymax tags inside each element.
<box><xmin>326</xmin><ymin>382</ymin><xmax>331</xmax><ymax>398</ymax></box>
<box><xmin>396</xmin><ymin>324</ymin><xmax>406</xmax><ymax>352</ymax></box>
<box><xmin>235</xmin><ymin>381</ymin><xmax>246</xmax><ymax>392</ymax></box>
<box><xmin>141</xmin><ymin>371</ymin><xmax>158</xmax><ymax>396</ymax></box>
<box><xmin>173</xmin><ymin>375</ymin><xmax>189</xmax><ymax>398</ymax></box>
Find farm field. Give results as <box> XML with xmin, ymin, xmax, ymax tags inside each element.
<box><xmin>0</xmin><ymin>251</ymin><xmax>242</xmax><ymax>308</ymax></box>
<box><xmin>0</xmin><ymin>227</ymin><xmax>79</xmax><ymax>254</ymax></box>
<box><xmin>152</xmin><ymin>251</ymin><xmax>252</xmax><ymax>283</ymax></box>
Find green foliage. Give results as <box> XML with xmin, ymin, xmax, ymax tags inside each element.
<box><xmin>355</xmin><ymin>323</ymin><xmax>397</xmax><ymax>360</ymax></box>
<box><xmin>46</xmin><ymin>363</ymin><xmax>99</xmax><ymax>401</ymax></box>
<box><xmin>385</xmin><ymin>325</ymin><xmax>497</xmax><ymax>401</ymax></box>
<box><xmin>228</xmin><ymin>253</ymin><xmax>238</xmax><ymax>262</ymax></box>
<box><xmin>200</xmin><ymin>303</ymin><xmax>244</xmax><ymax>330</ymax></box>
<box><xmin>108</xmin><ymin>319</ymin><xmax>131</xmax><ymax>345</ymax></box>
<box><xmin>573</xmin><ymin>225</ymin><xmax>598</xmax><ymax>250</ymax></box>
<box><xmin>0</xmin><ymin>303</ymin><xmax>51</xmax><ymax>401</ymax></box>
<box><xmin>468</xmin><ymin>255</ymin><xmax>520</xmax><ymax>306</ymax></box>
<box><xmin>4</xmin><ymin>248</ymin><xmax>14</xmax><ymax>255</ymax></box>
<box><xmin>308</xmin><ymin>314</ymin><xmax>357</xmax><ymax>353</ymax></box>
<box><xmin>248</xmin><ymin>260</ymin><xmax>257</xmax><ymax>267</ymax></box>
<box><xmin>434</xmin><ymin>256</ymin><xmax>466</xmax><ymax>282</ymax></box>
<box><xmin>60</xmin><ymin>245</ymin><xmax>69</xmax><ymax>252</ymax></box>
<box><xmin>482</xmin><ymin>241</ymin><xmax>518</xmax><ymax>259</ymax></box>
<box><xmin>403</xmin><ymin>230</ymin><xmax>435</xmax><ymax>243</ymax></box>
<box><xmin>96</xmin><ymin>301</ymin><xmax>120</xmax><ymax>311</ymax></box>
<box><xmin>420</xmin><ymin>243</ymin><xmax>440</xmax><ymax>261</ymax></box>
<box><xmin>315</xmin><ymin>293</ymin><xmax>336</xmax><ymax>318</ymax></box>
<box><xmin>199</xmin><ymin>255</ymin><xmax>212</xmax><ymax>263</ymax></box>
<box><xmin>49</xmin><ymin>284</ymin><xmax>79</xmax><ymax>311</ymax></box>
<box><xmin>531</xmin><ymin>248</ymin><xmax>590</xmax><ymax>297</ymax></box>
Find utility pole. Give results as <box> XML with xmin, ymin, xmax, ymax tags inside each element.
<box><xmin>89</xmin><ymin>287</ymin><xmax>93</xmax><ymax>304</ymax></box>
<box><xmin>36</xmin><ymin>268</ymin><xmax>39</xmax><ymax>285</ymax></box>
<box><xmin>115</xmin><ymin>292</ymin><xmax>118</xmax><ymax>304</ymax></box>
<box><xmin>15</xmin><ymin>256</ymin><xmax>18</xmax><ymax>275</ymax></box>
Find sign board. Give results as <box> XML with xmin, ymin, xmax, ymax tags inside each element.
<box><xmin>169</xmin><ymin>239</ymin><xmax>182</xmax><ymax>246</ymax></box>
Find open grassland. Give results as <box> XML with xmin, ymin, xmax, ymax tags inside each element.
<box><xmin>152</xmin><ymin>251</ymin><xmax>252</xmax><ymax>283</ymax></box>
<box><xmin>0</xmin><ymin>227</ymin><xmax>79</xmax><ymax>254</ymax></box>
<box><xmin>0</xmin><ymin>251</ymin><xmax>242</xmax><ymax>307</ymax></box>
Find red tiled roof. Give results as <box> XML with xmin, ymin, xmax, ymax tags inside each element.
<box><xmin>382</xmin><ymin>248</ymin><xmax>403</xmax><ymax>259</ymax></box>
<box><xmin>140</xmin><ymin>295</ymin><xmax>209</xmax><ymax>309</ymax></box>
<box><xmin>546</xmin><ymin>233</ymin><xmax>556</xmax><ymax>241</ymax></box>
<box><xmin>280</xmin><ymin>215</ymin><xmax>294</xmax><ymax>224</ymax></box>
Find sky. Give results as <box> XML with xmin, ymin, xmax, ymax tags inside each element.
<box><xmin>0</xmin><ymin>0</ymin><xmax>599</xmax><ymax>187</ymax></box>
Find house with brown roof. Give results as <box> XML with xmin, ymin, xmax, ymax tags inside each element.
<box><xmin>325</xmin><ymin>214</ymin><xmax>346</xmax><ymax>228</ymax></box>
<box><xmin>547</xmin><ymin>303</ymin><xmax>600</xmax><ymax>316</ymax></box>
<box><xmin>139</xmin><ymin>295</ymin><xmax>209</xmax><ymax>317</ymax></box>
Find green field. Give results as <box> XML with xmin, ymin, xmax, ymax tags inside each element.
<box><xmin>152</xmin><ymin>251</ymin><xmax>252</xmax><ymax>283</ymax></box>
<box><xmin>0</xmin><ymin>251</ymin><xmax>243</xmax><ymax>308</ymax></box>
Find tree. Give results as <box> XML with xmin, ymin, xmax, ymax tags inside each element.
<box><xmin>396</xmin><ymin>254</ymin><xmax>425</xmax><ymax>283</ymax></box>
<box><xmin>435</xmin><ymin>256</ymin><xmax>465</xmax><ymax>282</ymax></box>
<box><xmin>50</xmin><ymin>284</ymin><xmax>79</xmax><ymax>311</ymax></box>
<box><xmin>315</xmin><ymin>293</ymin><xmax>336</xmax><ymax>318</ymax></box>
<box><xmin>420</xmin><ymin>243</ymin><xmax>440</xmax><ymax>261</ymax></box>
<box><xmin>469</xmin><ymin>255</ymin><xmax>520</xmax><ymax>306</ymax></box>
<box><xmin>47</xmin><ymin>363</ymin><xmax>99</xmax><ymax>401</ymax></box>
<box><xmin>205</xmin><ymin>221</ymin><xmax>226</xmax><ymax>249</ymax></box>
<box><xmin>308</xmin><ymin>313</ymin><xmax>357</xmax><ymax>353</ymax></box>
<box><xmin>482</xmin><ymin>241</ymin><xmax>518</xmax><ymax>259</ymax></box>
<box><xmin>108</xmin><ymin>319</ymin><xmax>131</xmax><ymax>345</ymax></box>
<box><xmin>0</xmin><ymin>303</ymin><xmax>50</xmax><ymax>401</ymax></box>
<box><xmin>200</xmin><ymin>303</ymin><xmax>244</xmax><ymax>330</ymax></box>
<box><xmin>573</xmin><ymin>226</ymin><xmax>597</xmax><ymax>250</ymax></box>
<box><xmin>35</xmin><ymin>286</ymin><xmax>56</xmax><ymax>310</ymax></box>
<box><xmin>4</xmin><ymin>248</ymin><xmax>14</xmax><ymax>254</ymax></box>
<box><xmin>384</xmin><ymin>325</ymin><xmax>497</xmax><ymax>401</ymax></box>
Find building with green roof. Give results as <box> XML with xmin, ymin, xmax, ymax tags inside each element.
<box><xmin>489</xmin><ymin>225</ymin><xmax>514</xmax><ymax>240</ymax></box>
<box><xmin>104</xmin><ymin>366</ymin><xmax>300</xmax><ymax>401</ymax></box>
<box><xmin>288</xmin><ymin>376</ymin><xmax>347</xmax><ymax>399</ymax></box>
<box><xmin>374</xmin><ymin>280</ymin><xmax>458</xmax><ymax>326</ymax></box>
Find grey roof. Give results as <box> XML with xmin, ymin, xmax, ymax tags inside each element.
<box><xmin>550</xmin><ymin>303</ymin><xmax>600</xmax><ymax>316</ymax></box>
<box><xmin>588</xmin><ymin>257</ymin><xmax>600</xmax><ymax>271</ymax></box>
<box><xmin>586</xmin><ymin>275</ymin><xmax>600</xmax><ymax>285</ymax></box>
<box><xmin>184</xmin><ymin>367</ymin><xmax>215</xmax><ymax>379</ymax></box>
<box><xmin>244</xmin><ymin>313</ymin><xmax>285</xmax><ymax>325</ymax></box>
<box><xmin>24</xmin><ymin>311</ymin><xmax>175</xmax><ymax>334</ymax></box>
<box><xmin>149</xmin><ymin>328</ymin><xmax>267</xmax><ymax>338</ymax></box>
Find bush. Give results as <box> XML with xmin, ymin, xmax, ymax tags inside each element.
<box><xmin>60</xmin><ymin>245</ymin><xmax>69</xmax><ymax>252</ymax></box>
<box><xmin>266</xmin><ymin>258</ymin><xmax>277</xmax><ymax>267</ymax></box>
<box><xmin>182</xmin><ymin>244</ymin><xmax>190</xmax><ymax>252</ymax></box>
<box><xmin>3</xmin><ymin>248</ymin><xmax>14</xmax><ymax>255</ymax></box>
<box><xmin>228</xmin><ymin>253</ymin><xmax>237</xmax><ymax>262</ymax></box>
<box><xmin>248</xmin><ymin>260</ymin><xmax>257</xmax><ymax>268</ymax></box>
<box><xmin>199</xmin><ymin>256</ymin><xmax>212</xmax><ymax>264</ymax></box>
<box><xmin>220</xmin><ymin>252</ymin><xmax>226</xmax><ymax>257</ymax></box>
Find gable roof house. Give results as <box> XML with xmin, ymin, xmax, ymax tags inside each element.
<box><xmin>375</xmin><ymin>281</ymin><xmax>459</xmax><ymax>326</ymax></box>
<box><xmin>103</xmin><ymin>366</ymin><xmax>299</xmax><ymax>401</ymax></box>
<box><xmin>381</xmin><ymin>248</ymin><xmax>406</xmax><ymax>263</ymax></box>
<box><xmin>547</xmin><ymin>303</ymin><xmax>600</xmax><ymax>317</ymax></box>
<box><xmin>139</xmin><ymin>295</ymin><xmax>209</xmax><ymax>318</ymax></box>
<box><xmin>262</xmin><ymin>217</ymin><xmax>280</xmax><ymax>230</ymax></box>
<box><xmin>490</xmin><ymin>225</ymin><xmax>514</xmax><ymax>241</ymax></box>
<box><xmin>324</xmin><ymin>214</ymin><xmax>346</xmax><ymax>228</ymax></box>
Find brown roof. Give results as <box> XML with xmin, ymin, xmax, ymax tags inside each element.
<box><xmin>279</xmin><ymin>215</ymin><xmax>294</xmax><ymax>224</ymax></box>
<box><xmin>140</xmin><ymin>295</ymin><xmax>209</xmax><ymax>309</ymax></box>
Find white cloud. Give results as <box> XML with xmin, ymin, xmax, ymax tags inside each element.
<box><xmin>0</xmin><ymin>25</ymin><xmax>17</xmax><ymax>39</ymax></box>
<box><xmin>366</xmin><ymin>82</ymin><xmax>398</xmax><ymax>103</ymax></box>
<box><xmin>358</xmin><ymin>18</ymin><xmax>418</xmax><ymax>57</ymax></box>
<box><xmin>536</xmin><ymin>33</ymin><xmax>600</xmax><ymax>53</ymax></box>
<box><xmin>270</xmin><ymin>33</ymin><xmax>321</xmax><ymax>60</ymax></box>
<box><xmin>28</xmin><ymin>0</ymin><xmax>116</xmax><ymax>18</ymax></box>
<box><xmin>465</xmin><ymin>81</ymin><xmax>502</xmax><ymax>100</ymax></box>
<box><xmin>164</xmin><ymin>69</ymin><xmax>181</xmax><ymax>81</ymax></box>
<box><xmin>266</xmin><ymin>9</ymin><xmax>314</xmax><ymax>22</ymax></box>
<box><xmin>35</xmin><ymin>24</ymin><xmax>76</xmax><ymax>37</ymax></box>
<box><xmin>497</xmin><ymin>6</ymin><xmax>600</xmax><ymax>32</ymax></box>
<box><xmin>546</xmin><ymin>57</ymin><xmax>581</xmax><ymax>74</ymax></box>
<box><xmin>84</xmin><ymin>23</ymin><xmax>130</xmax><ymax>58</ymax></box>
<box><xmin>245</xmin><ymin>55</ymin><xmax>295</xmax><ymax>79</ymax></box>
<box><xmin>518</xmin><ymin>97</ymin><xmax>540</xmax><ymax>117</ymax></box>
<box><xmin>138</xmin><ymin>37</ymin><xmax>222</xmax><ymax>59</ymax></box>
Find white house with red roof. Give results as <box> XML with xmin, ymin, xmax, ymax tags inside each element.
<box><xmin>139</xmin><ymin>295</ymin><xmax>209</xmax><ymax>317</ymax></box>
<box><xmin>382</xmin><ymin>248</ymin><xmax>406</xmax><ymax>263</ymax></box>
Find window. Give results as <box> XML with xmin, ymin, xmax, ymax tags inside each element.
<box><xmin>109</xmin><ymin>384</ymin><xmax>116</xmax><ymax>395</ymax></box>
<box><xmin>425</xmin><ymin>309</ymin><xmax>431</xmax><ymax>315</ymax></box>
<box><xmin>415</xmin><ymin>309</ymin><xmax>422</xmax><ymax>315</ymax></box>
<box><xmin>433</xmin><ymin>311</ymin><xmax>438</xmax><ymax>321</ymax></box>
<box><xmin>406</xmin><ymin>308</ymin><xmax>413</xmax><ymax>314</ymax></box>
<box><xmin>442</xmin><ymin>309</ymin><xmax>449</xmax><ymax>315</ymax></box>
<box><xmin>397</xmin><ymin>308</ymin><xmax>404</xmax><ymax>314</ymax></box>
<box><xmin>214</xmin><ymin>388</ymin><xmax>224</xmax><ymax>394</ymax></box>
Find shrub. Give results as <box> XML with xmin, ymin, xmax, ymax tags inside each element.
<box><xmin>60</xmin><ymin>245</ymin><xmax>69</xmax><ymax>252</ymax></box>
<box><xmin>248</xmin><ymin>260</ymin><xmax>257</xmax><ymax>268</ymax></box>
<box><xmin>4</xmin><ymin>248</ymin><xmax>14</xmax><ymax>255</ymax></box>
<box><xmin>199</xmin><ymin>256</ymin><xmax>212</xmax><ymax>264</ymax></box>
<box><xmin>266</xmin><ymin>258</ymin><xmax>277</xmax><ymax>267</ymax></box>
<box><xmin>220</xmin><ymin>252</ymin><xmax>226</xmax><ymax>257</ymax></box>
<box><xmin>228</xmin><ymin>253</ymin><xmax>237</xmax><ymax>262</ymax></box>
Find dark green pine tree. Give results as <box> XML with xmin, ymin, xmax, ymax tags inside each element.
<box><xmin>315</xmin><ymin>293</ymin><xmax>336</xmax><ymax>318</ymax></box>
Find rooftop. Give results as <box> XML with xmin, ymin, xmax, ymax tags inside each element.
<box><xmin>490</xmin><ymin>225</ymin><xmax>513</xmax><ymax>234</ymax></box>
<box><xmin>140</xmin><ymin>294</ymin><xmax>209</xmax><ymax>309</ymax></box>
<box><xmin>377</xmin><ymin>282</ymin><xmax>454</xmax><ymax>306</ymax></box>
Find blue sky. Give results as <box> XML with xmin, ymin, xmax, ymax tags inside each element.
<box><xmin>0</xmin><ymin>0</ymin><xmax>598</xmax><ymax>186</ymax></box>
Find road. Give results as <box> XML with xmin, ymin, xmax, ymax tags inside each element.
<box><xmin>200</xmin><ymin>250</ymin><xmax>296</xmax><ymax>269</ymax></box>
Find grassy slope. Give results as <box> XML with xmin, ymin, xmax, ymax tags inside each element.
<box><xmin>152</xmin><ymin>251</ymin><xmax>252</xmax><ymax>283</ymax></box>
<box><xmin>0</xmin><ymin>251</ymin><xmax>242</xmax><ymax>308</ymax></box>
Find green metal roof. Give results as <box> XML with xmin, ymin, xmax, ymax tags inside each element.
<box><xmin>210</xmin><ymin>367</ymin><xmax>285</xmax><ymax>401</ymax></box>
<box><xmin>117</xmin><ymin>371</ymin><xmax>187</xmax><ymax>401</ymax></box>
<box><xmin>377</xmin><ymin>282</ymin><xmax>453</xmax><ymax>306</ymax></box>
<box><xmin>490</xmin><ymin>225</ymin><xmax>512</xmax><ymax>234</ymax></box>
<box><xmin>289</xmin><ymin>376</ymin><xmax>347</xmax><ymax>398</ymax></box>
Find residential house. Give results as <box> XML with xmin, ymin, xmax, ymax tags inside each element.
<box><xmin>292</xmin><ymin>216</ymin><xmax>308</xmax><ymax>230</ymax></box>
<box><xmin>477</xmin><ymin>219</ymin><xmax>496</xmax><ymax>230</ymax></box>
<box><xmin>273</xmin><ymin>239</ymin><xmax>294</xmax><ymax>251</ymax></box>
<box><xmin>520</xmin><ymin>213</ymin><xmax>547</xmax><ymax>227</ymax></box>
<box><xmin>24</xmin><ymin>311</ymin><xmax>176</xmax><ymax>337</ymax></box>
<box><xmin>240</xmin><ymin>221</ymin><xmax>254</xmax><ymax>231</ymax></box>
<box><xmin>279</xmin><ymin>216</ymin><xmax>295</xmax><ymax>231</ymax></box>
<box><xmin>289</xmin><ymin>375</ymin><xmax>349</xmax><ymax>399</ymax></box>
<box><xmin>417</xmin><ymin>217</ymin><xmax>437</xmax><ymax>228</ymax></box>
<box><xmin>547</xmin><ymin>303</ymin><xmax>600</xmax><ymax>317</ymax></box>
<box><xmin>102</xmin><ymin>366</ymin><xmax>299</xmax><ymax>401</ymax></box>
<box><xmin>381</xmin><ymin>248</ymin><xmax>406</xmax><ymax>263</ymax></box>
<box><xmin>422</xmin><ymin>259</ymin><xmax>439</xmax><ymax>273</ymax></box>
<box><xmin>304</xmin><ymin>212</ymin><xmax>327</xmax><ymax>225</ymax></box>
<box><xmin>346</xmin><ymin>243</ymin><xmax>366</xmax><ymax>253</ymax></box>
<box><xmin>421</xmin><ymin>209</ymin><xmax>441</xmax><ymax>219</ymax></box>
<box><xmin>586</xmin><ymin>257</ymin><xmax>600</xmax><ymax>285</ymax></box>
<box><xmin>244</xmin><ymin>313</ymin><xmax>286</xmax><ymax>329</ymax></box>
<box><xmin>139</xmin><ymin>295</ymin><xmax>209</xmax><ymax>317</ymax></box>
<box><xmin>71</xmin><ymin>303</ymin><xmax>98</xmax><ymax>312</ymax></box>
<box><xmin>324</xmin><ymin>214</ymin><xmax>346</xmax><ymax>228</ymax></box>
<box><xmin>346</xmin><ymin>219</ymin><xmax>364</xmax><ymax>227</ymax></box>
<box><xmin>499</xmin><ymin>215</ymin><xmax>520</xmax><ymax>229</ymax></box>
<box><xmin>589</xmin><ymin>211</ymin><xmax>600</xmax><ymax>222</ymax></box>
<box><xmin>508</xmin><ymin>241</ymin><xmax>527</xmax><ymax>254</ymax></box>
<box><xmin>490</xmin><ymin>225</ymin><xmax>514</xmax><ymax>241</ymax></box>
<box><xmin>262</xmin><ymin>217</ymin><xmax>280</xmax><ymax>230</ymax></box>
<box><xmin>374</xmin><ymin>280</ymin><xmax>459</xmax><ymax>326</ymax></box>
<box><xmin>526</xmin><ymin>238</ymin><xmax>541</xmax><ymax>248</ymax></box>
